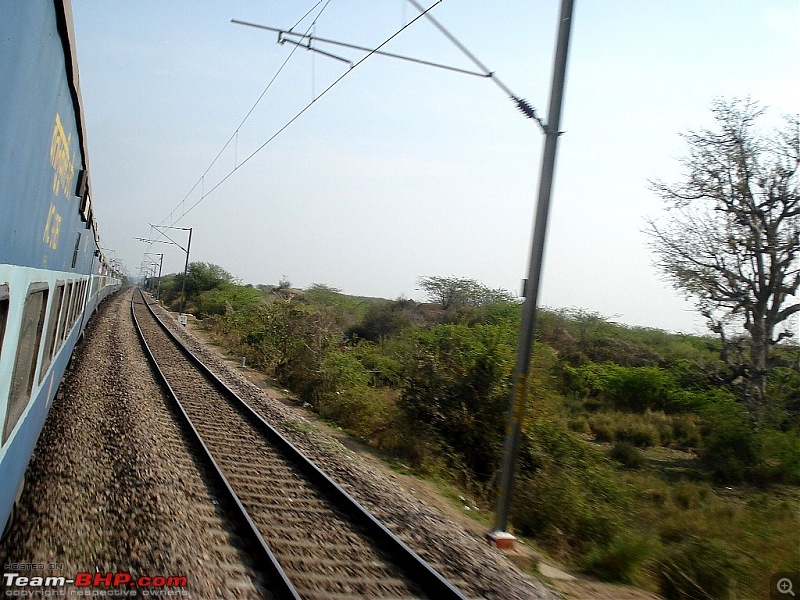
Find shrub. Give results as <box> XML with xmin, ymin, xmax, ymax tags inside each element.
<box><xmin>603</xmin><ymin>366</ymin><xmax>676</xmax><ymax>412</ymax></box>
<box><xmin>667</xmin><ymin>388</ymin><xmax>718</xmax><ymax>413</ymax></box>
<box><xmin>399</xmin><ymin>323</ymin><xmax>516</xmax><ymax>482</ymax></box>
<box><xmin>671</xmin><ymin>414</ymin><xmax>702</xmax><ymax>448</ymax></box>
<box><xmin>512</xmin><ymin>421</ymin><xmax>629</xmax><ymax>562</ymax></box>
<box><xmin>647</xmin><ymin>411</ymin><xmax>674</xmax><ymax>445</ymax></box>
<box><xmin>752</xmin><ymin>429</ymin><xmax>800</xmax><ymax>485</ymax></box>
<box><xmin>351</xmin><ymin>338</ymin><xmax>409</xmax><ymax>387</ymax></box>
<box><xmin>513</xmin><ymin>469</ymin><xmax>620</xmax><ymax>559</ymax></box>
<box><xmin>196</xmin><ymin>284</ymin><xmax>261</xmax><ymax>317</ymax></box>
<box><xmin>581</xmin><ymin>533</ymin><xmax>653</xmax><ymax>583</ymax></box>
<box><xmin>765</xmin><ymin>362</ymin><xmax>800</xmax><ymax>426</ymax></box>
<box><xmin>561</xmin><ymin>363</ymin><xmax>693</xmax><ymax>413</ymax></box>
<box><xmin>348</xmin><ymin>301</ymin><xmax>416</xmax><ymax>342</ymax></box>
<box><xmin>700</xmin><ymin>392</ymin><xmax>800</xmax><ymax>485</ymax></box>
<box><xmin>371</xmin><ymin>402</ymin><xmax>432</xmax><ymax>468</ymax></box>
<box><xmin>587</xmin><ymin>412</ymin><xmax>660</xmax><ymax>447</ymax></box>
<box><xmin>616</xmin><ymin>420</ymin><xmax>660</xmax><ymax>447</ymax></box>
<box><xmin>609</xmin><ymin>441</ymin><xmax>645</xmax><ymax>469</ymax></box>
<box><xmin>317</xmin><ymin>383</ymin><xmax>383</xmax><ymax>435</ymax></box>
<box><xmin>587</xmin><ymin>413</ymin><xmax>616</xmax><ymax>442</ymax></box>
<box><xmin>700</xmin><ymin>397</ymin><xmax>758</xmax><ymax>483</ymax></box>
<box><xmin>567</xmin><ymin>416</ymin><xmax>591</xmax><ymax>435</ymax></box>
<box><xmin>670</xmin><ymin>480</ymin><xmax>711</xmax><ymax>510</ymax></box>
<box><xmin>657</xmin><ymin>537</ymin><xmax>744</xmax><ymax>600</ymax></box>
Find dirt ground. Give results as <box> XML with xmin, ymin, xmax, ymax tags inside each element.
<box><xmin>184</xmin><ymin>315</ymin><xmax>661</xmax><ymax>600</ymax></box>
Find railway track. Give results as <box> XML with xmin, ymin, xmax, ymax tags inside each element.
<box><xmin>131</xmin><ymin>290</ymin><xmax>468</xmax><ymax>600</ymax></box>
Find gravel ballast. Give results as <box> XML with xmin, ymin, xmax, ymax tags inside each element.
<box><xmin>1</xmin><ymin>290</ymin><xmax>268</xmax><ymax>598</ymax></box>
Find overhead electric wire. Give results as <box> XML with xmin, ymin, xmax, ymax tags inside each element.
<box><xmin>165</xmin><ymin>1</ymin><xmax>444</xmax><ymax>226</ymax></box>
<box><xmin>155</xmin><ymin>1</ymin><xmax>332</xmax><ymax>232</ymax></box>
<box><xmin>289</xmin><ymin>0</ymin><xmax>327</xmax><ymax>32</ymax></box>
<box><xmin>406</xmin><ymin>0</ymin><xmax>546</xmax><ymax>131</ymax></box>
<box><xmin>154</xmin><ymin>0</ymin><xmax>533</xmax><ymax>237</ymax></box>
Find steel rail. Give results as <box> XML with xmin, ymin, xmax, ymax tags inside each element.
<box><xmin>130</xmin><ymin>292</ymin><xmax>301</xmax><ymax>599</ymax></box>
<box><xmin>136</xmin><ymin>290</ymin><xmax>469</xmax><ymax>600</ymax></box>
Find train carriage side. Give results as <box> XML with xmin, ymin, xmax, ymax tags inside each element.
<box><xmin>0</xmin><ymin>0</ymin><xmax>120</xmax><ymax>535</ymax></box>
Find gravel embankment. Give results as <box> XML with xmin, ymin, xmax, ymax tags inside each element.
<box><xmin>0</xmin><ymin>289</ymin><xmax>269</xmax><ymax>598</ymax></box>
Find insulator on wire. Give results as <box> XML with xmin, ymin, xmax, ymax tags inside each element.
<box><xmin>512</xmin><ymin>96</ymin><xmax>547</xmax><ymax>132</ymax></box>
<box><xmin>513</xmin><ymin>96</ymin><xmax>536</xmax><ymax>120</ymax></box>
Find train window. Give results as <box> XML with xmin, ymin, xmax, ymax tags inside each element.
<box><xmin>40</xmin><ymin>282</ymin><xmax>65</xmax><ymax>382</ymax></box>
<box><xmin>4</xmin><ymin>284</ymin><xmax>49</xmax><ymax>445</ymax></box>
<box><xmin>75</xmin><ymin>169</ymin><xmax>88</xmax><ymax>199</ymax></box>
<box><xmin>0</xmin><ymin>285</ymin><xmax>9</xmax><ymax>363</ymax></box>
<box><xmin>79</xmin><ymin>279</ymin><xmax>87</xmax><ymax>313</ymax></box>
<box><xmin>78</xmin><ymin>279</ymin><xmax>87</xmax><ymax>317</ymax></box>
<box><xmin>71</xmin><ymin>233</ymin><xmax>81</xmax><ymax>269</ymax></box>
<box><xmin>60</xmin><ymin>282</ymin><xmax>73</xmax><ymax>341</ymax></box>
<box><xmin>71</xmin><ymin>281</ymin><xmax>80</xmax><ymax>325</ymax></box>
<box><xmin>71</xmin><ymin>280</ymin><xmax>84</xmax><ymax>325</ymax></box>
<box><xmin>68</xmin><ymin>284</ymin><xmax>75</xmax><ymax>326</ymax></box>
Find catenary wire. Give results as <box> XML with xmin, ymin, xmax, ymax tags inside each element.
<box><xmin>406</xmin><ymin>0</ymin><xmax>546</xmax><ymax>130</ymax></box>
<box><xmin>290</xmin><ymin>0</ymin><xmax>326</xmax><ymax>32</ymax></box>
<box><xmin>156</xmin><ymin>1</ymin><xmax>332</xmax><ymax>231</ymax></box>
<box><xmin>167</xmin><ymin>1</ymin><xmax>444</xmax><ymax>226</ymax></box>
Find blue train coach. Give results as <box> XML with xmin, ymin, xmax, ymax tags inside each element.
<box><xmin>1</xmin><ymin>0</ymin><xmax>121</xmax><ymax>535</ymax></box>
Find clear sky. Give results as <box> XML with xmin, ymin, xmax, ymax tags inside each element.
<box><xmin>71</xmin><ymin>0</ymin><xmax>799</xmax><ymax>333</ymax></box>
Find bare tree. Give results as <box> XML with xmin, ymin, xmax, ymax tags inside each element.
<box><xmin>646</xmin><ymin>98</ymin><xmax>800</xmax><ymax>421</ymax></box>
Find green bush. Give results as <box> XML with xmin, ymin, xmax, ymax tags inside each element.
<box><xmin>671</xmin><ymin>414</ymin><xmax>702</xmax><ymax>448</ymax></box>
<box><xmin>765</xmin><ymin>362</ymin><xmax>800</xmax><ymax>428</ymax></box>
<box><xmin>604</xmin><ymin>366</ymin><xmax>677</xmax><ymax>412</ymax></box>
<box><xmin>317</xmin><ymin>382</ymin><xmax>383</xmax><ymax>435</ymax></box>
<box><xmin>351</xmin><ymin>338</ymin><xmax>409</xmax><ymax>387</ymax></box>
<box><xmin>196</xmin><ymin>284</ymin><xmax>261</xmax><ymax>317</ymax></box>
<box><xmin>608</xmin><ymin>441</ymin><xmax>645</xmax><ymax>469</ymax></box>
<box><xmin>512</xmin><ymin>421</ymin><xmax>629</xmax><ymax>561</ymax></box>
<box><xmin>700</xmin><ymin>396</ymin><xmax>758</xmax><ymax>483</ymax></box>
<box><xmin>399</xmin><ymin>322</ymin><xmax>516</xmax><ymax>483</ymax></box>
<box><xmin>581</xmin><ymin>533</ymin><xmax>652</xmax><ymax>583</ymax></box>
<box><xmin>562</xmin><ymin>363</ymin><xmax>688</xmax><ymax>413</ymax></box>
<box><xmin>657</xmin><ymin>537</ymin><xmax>744</xmax><ymax>600</ymax></box>
<box><xmin>347</xmin><ymin>300</ymin><xmax>416</xmax><ymax>342</ymax></box>
<box><xmin>752</xmin><ymin>429</ymin><xmax>800</xmax><ymax>485</ymax></box>
<box><xmin>699</xmin><ymin>394</ymin><xmax>800</xmax><ymax>485</ymax></box>
<box><xmin>587</xmin><ymin>412</ymin><xmax>660</xmax><ymax>447</ymax></box>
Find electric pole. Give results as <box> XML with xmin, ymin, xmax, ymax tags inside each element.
<box><xmin>491</xmin><ymin>0</ymin><xmax>576</xmax><ymax>543</ymax></box>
